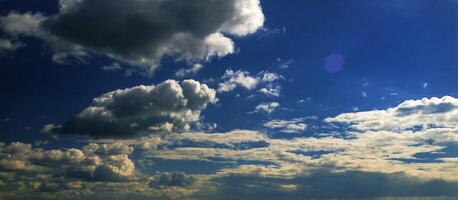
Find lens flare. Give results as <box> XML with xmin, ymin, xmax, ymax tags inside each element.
<box><xmin>324</xmin><ymin>53</ymin><xmax>344</xmax><ymax>73</ymax></box>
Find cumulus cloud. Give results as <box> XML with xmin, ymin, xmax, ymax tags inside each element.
<box><xmin>0</xmin><ymin>12</ymin><xmax>45</xmax><ymax>35</ymax></box>
<box><xmin>83</xmin><ymin>143</ymin><xmax>134</xmax><ymax>155</ymax></box>
<box><xmin>255</xmin><ymin>102</ymin><xmax>280</xmax><ymax>114</ymax></box>
<box><xmin>264</xmin><ymin>118</ymin><xmax>307</xmax><ymax>133</ymax></box>
<box><xmin>45</xmin><ymin>79</ymin><xmax>217</xmax><ymax>138</ymax></box>
<box><xmin>259</xmin><ymin>71</ymin><xmax>282</xmax><ymax>82</ymax></box>
<box><xmin>258</xmin><ymin>84</ymin><xmax>281</xmax><ymax>97</ymax></box>
<box><xmin>0</xmin><ymin>141</ymin><xmax>138</xmax><ymax>182</ymax></box>
<box><xmin>218</xmin><ymin>70</ymin><xmax>283</xmax><ymax>95</ymax></box>
<box><xmin>149</xmin><ymin>171</ymin><xmax>195</xmax><ymax>188</ymax></box>
<box><xmin>93</xmin><ymin>154</ymin><xmax>135</xmax><ymax>181</ymax></box>
<box><xmin>0</xmin><ymin>0</ymin><xmax>264</xmax><ymax>71</ymax></box>
<box><xmin>218</xmin><ymin>70</ymin><xmax>259</xmax><ymax>92</ymax></box>
<box><xmin>0</xmin><ymin>141</ymin><xmax>185</xmax><ymax>200</ymax></box>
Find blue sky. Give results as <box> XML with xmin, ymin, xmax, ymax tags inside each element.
<box><xmin>1</xmin><ymin>0</ymin><xmax>458</xmax><ymax>199</ymax></box>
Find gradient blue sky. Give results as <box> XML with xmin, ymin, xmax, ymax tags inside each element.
<box><xmin>1</xmin><ymin>0</ymin><xmax>458</xmax><ymax>199</ymax></box>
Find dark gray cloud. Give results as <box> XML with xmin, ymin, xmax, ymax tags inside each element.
<box><xmin>197</xmin><ymin>171</ymin><xmax>458</xmax><ymax>200</ymax></box>
<box><xmin>46</xmin><ymin>0</ymin><xmax>233</xmax><ymax>61</ymax></box>
<box><xmin>0</xmin><ymin>0</ymin><xmax>264</xmax><ymax>68</ymax></box>
<box><xmin>45</xmin><ymin>79</ymin><xmax>217</xmax><ymax>138</ymax></box>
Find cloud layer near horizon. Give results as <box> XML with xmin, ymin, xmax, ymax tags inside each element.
<box><xmin>2</xmin><ymin>97</ymin><xmax>458</xmax><ymax>199</ymax></box>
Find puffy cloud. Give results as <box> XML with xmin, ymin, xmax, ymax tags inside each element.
<box><xmin>259</xmin><ymin>71</ymin><xmax>282</xmax><ymax>82</ymax></box>
<box><xmin>0</xmin><ymin>141</ymin><xmax>187</xmax><ymax>200</ymax></box>
<box><xmin>264</xmin><ymin>118</ymin><xmax>307</xmax><ymax>133</ymax></box>
<box><xmin>46</xmin><ymin>79</ymin><xmax>217</xmax><ymax>138</ymax></box>
<box><xmin>83</xmin><ymin>143</ymin><xmax>134</xmax><ymax>155</ymax></box>
<box><xmin>220</xmin><ymin>0</ymin><xmax>264</xmax><ymax>36</ymax></box>
<box><xmin>0</xmin><ymin>39</ymin><xmax>23</xmax><ymax>51</ymax></box>
<box><xmin>218</xmin><ymin>70</ymin><xmax>282</xmax><ymax>94</ymax></box>
<box><xmin>0</xmin><ymin>141</ymin><xmax>138</xmax><ymax>183</ymax></box>
<box><xmin>149</xmin><ymin>171</ymin><xmax>195</xmax><ymax>188</ymax></box>
<box><xmin>0</xmin><ymin>143</ymin><xmax>73</xmax><ymax>174</ymax></box>
<box><xmin>258</xmin><ymin>84</ymin><xmax>281</xmax><ymax>97</ymax></box>
<box><xmin>0</xmin><ymin>0</ymin><xmax>264</xmax><ymax>70</ymax></box>
<box><xmin>218</xmin><ymin>70</ymin><xmax>259</xmax><ymax>92</ymax></box>
<box><xmin>255</xmin><ymin>102</ymin><xmax>279</xmax><ymax>114</ymax></box>
<box><xmin>93</xmin><ymin>154</ymin><xmax>135</xmax><ymax>181</ymax></box>
<box><xmin>37</xmin><ymin>149</ymin><xmax>86</xmax><ymax>165</ymax></box>
<box><xmin>0</xmin><ymin>12</ymin><xmax>45</xmax><ymax>35</ymax></box>
<box><xmin>0</xmin><ymin>160</ymin><xmax>30</xmax><ymax>171</ymax></box>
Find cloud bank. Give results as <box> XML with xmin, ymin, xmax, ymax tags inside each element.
<box><xmin>3</xmin><ymin>96</ymin><xmax>458</xmax><ymax>199</ymax></box>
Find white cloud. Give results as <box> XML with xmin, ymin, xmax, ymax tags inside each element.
<box><xmin>0</xmin><ymin>141</ymin><xmax>136</xmax><ymax>181</ymax></box>
<box><xmin>5</xmin><ymin>96</ymin><xmax>458</xmax><ymax>199</ymax></box>
<box><xmin>0</xmin><ymin>12</ymin><xmax>44</xmax><ymax>35</ymax></box>
<box><xmin>145</xmin><ymin>96</ymin><xmax>458</xmax><ymax>182</ymax></box>
<box><xmin>218</xmin><ymin>70</ymin><xmax>282</xmax><ymax>95</ymax></box>
<box><xmin>0</xmin><ymin>140</ymin><xmax>209</xmax><ymax>199</ymax></box>
<box><xmin>175</xmin><ymin>63</ymin><xmax>204</xmax><ymax>78</ymax></box>
<box><xmin>255</xmin><ymin>102</ymin><xmax>279</xmax><ymax>114</ymax></box>
<box><xmin>83</xmin><ymin>143</ymin><xmax>134</xmax><ymax>155</ymax></box>
<box><xmin>93</xmin><ymin>154</ymin><xmax>135</xmax><ymax>180</ymax></box>
<box><xmin>218</xmin><ymin>70</ymin><xmax>259</xmax><ymax>92</ymax></box>
<box><xmin>276</xmin><ymin>58</ymin><xmax>293</xmax><ymax>69</ymax></box>
<box><xmin>220</xmin><ymin>0</ymin><xmax>265</xmax><ymax>36</ymax></box>
<box><xmin>258</xmin><ymin>84</ymin><xmax>281</xmax><ymax>97</ymax></box>
<box><xmin>259</xmin><ymin>71</ymin><xmax>282</xmax><ymax>82</ymax></box>
<box><xmin>175</xmin><ymin>130</ymin><xmax>267</xmax><ymax>146</ymax></box>
<box><xmin>325</xmin><ymin>96</ymin><xmax>458</xmax><ymax>132</ymax></box>
<box><xmin>264</xmin><ymin>118</ymin><xmax>307</xmax><ymax>133</ymax></box>
<box><xmin>102</xmin><ymin>62</ymin><xmax>122</xmax><ymax>72</ymax></box>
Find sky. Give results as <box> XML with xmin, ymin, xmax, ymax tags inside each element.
<box><xmin>0</xmin><ymin>0</ymin><xmax>458</xmax><ymax>199</ymax></box>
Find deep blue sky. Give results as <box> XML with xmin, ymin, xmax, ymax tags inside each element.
<box><xmin>1</xmin><ymin>0</ymin><xmax>457</xmax><ymax>142</ymax></box>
